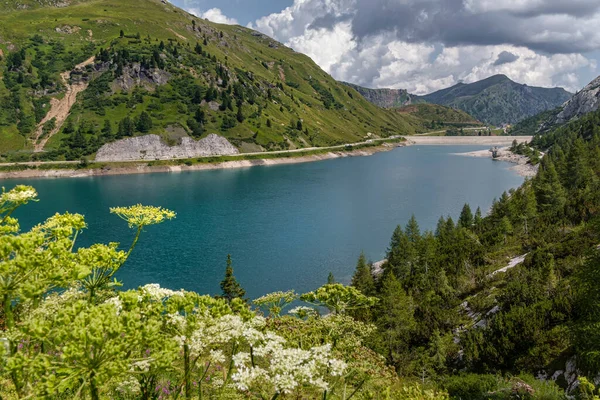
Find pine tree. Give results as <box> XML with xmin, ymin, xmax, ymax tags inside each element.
<box><xmin>474</xmin><ymin>207</ymin><xmax>483</xmax><ymax>228</ymax></box>
<box><xmin>71</xmin><ymin>127</ymin><xmax>86</xmax><ymax>150</ymax></box>
<box><xmin>192</xmin><ymin>86</ymin><xmax>203</xmax><ymax>104</ymax></box>
<box><xmin>534</xmin><ymin>157</ymin><xmax>566</xmax><ymax>220</ymax></box>
<box><xmin>458</xmin><ymin>203</ymin><xmax>474</xmax><ymax>229</ymax></box>
<box><xmin>194</xmin><ymin>108</ymin><xmax>206</xmax><ymax>124</ymax></box>
<box><xmin>498</xmin><ymin>216</ymin><xmax>513</xmax><ymax>244</ymax></box>
<box><xmin>376</xmin><ymin>272</ymin><xmax>415</xmax><ymax>365</ymax></box>
<box><xmin>101</xmin><ymin>119</ymin><xmax>113</xmax><ymax>139</ymax></box>
<box><xmin>405</xmin><ymin>215</ymin><xmax>421</xmax><ymax>244</ymax></box>
<box><xmin>136</xmin><ymin>111</ymin><xmax>153</xmax><ymax>133</ymax></box>
<box><xmin>351</xmin><ymin>252</ymin><xmax>374</xmax><ymax>295</ymax></box>
<box><xmin>236</xmin><ymin>100</ymin><xmax>244</xmax><ymax>123</ymax></box>
<box><xmin>220</xmin><ymin>255</ymin><xmax>246</xmax><ymax>303</ymax></box>
<box><xmin>522</xmin><ymin>187</ymin><xmax>537</xmax><ymax>235</ymax></box>
<box><xmin>327</xmin><ymin>272</ymin><xmax>335</xmax><ymax>284</ymax></box>
<box><xmin>118</xmin><ymin>116</ymin><xmax>134</xmax><ymax>137</ymax></box>
<box><xmin>63</xmin><ymin>119</ymin><xmax>75</xmax><ymax>134</ymax></box>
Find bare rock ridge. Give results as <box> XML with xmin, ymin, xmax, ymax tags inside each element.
<box><xmin>555</xmin><ymin>75</ymin><xmax>600</xmax><ymax>124</ymax></box>
<box><xmin>95</xmin><ymin>134</ymin><xmax>239</xmax><ymax>162</ymax></box>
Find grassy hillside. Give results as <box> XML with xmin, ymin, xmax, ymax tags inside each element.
<box><xmin>420</xmin><ymin>75</ymin><xmax>572</xmax><ymax>126</ymax></box>
<box><xmin>396</xmin><ymin>103</ymin><xmax>483</xmax><ymax>130</ymax></box>
<box><xmin>0</xmin><ymin>0</ymin><xmax>425</xmax><ymax>161</ymax></box>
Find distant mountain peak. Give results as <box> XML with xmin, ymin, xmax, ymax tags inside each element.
<box><xmin>420</xmin><ymin>75</ymin><xmax>572</xmax><ymax>125</ymax></box>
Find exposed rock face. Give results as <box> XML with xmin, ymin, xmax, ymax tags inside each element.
<box><xmin>95</xmin><ymin>134</ymin><xmax>239</xmax><ymax>162</ymax></box>
<box><xmin>555</xmin><ymin>76</ymin><xmax>600</xmax><ymax>124</ymax></box>
<box><xmin>343</xmin><ymin>82</ymin><xmax>413</xmax><ymax>108</ymax></box>
<box><xmin>116</xmin><ymin>63</ymin><xmax>171</xmax><ymax>91</ymax></box>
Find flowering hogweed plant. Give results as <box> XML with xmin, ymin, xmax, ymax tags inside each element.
<box><xmin>253</xmin><ymin>290</ymin><xmax>298</xmax><ymax>317</ymax></box>
<box><xmin>0</xmin><ymin>185</ymin><xmax>426</xmax><ymax>399</ymax></box>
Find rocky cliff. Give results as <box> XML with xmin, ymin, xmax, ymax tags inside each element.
<box><xmin>95</xmin><ymin>133</ymin><xmax>239</xmax><ymax>162</ymax></box>
<box><xmin>554</xmin><ymin>76</ymin><xmax>600</xmax><ymax>124</ymax></box>
<box><xmin>342</xmin><ymin>82</ymin><xmax>414</xmax><ymax>108</ymax></box>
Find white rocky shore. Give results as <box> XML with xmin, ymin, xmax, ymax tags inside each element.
<box><xmin>455</xmin><ymin>147</ymin><xmax>539</xmax><ymax>177</ymax></box>
<box><xmin>95</xmin><ymin>133</ymin><xmax>239</xmax><ymax>162</ymax></box>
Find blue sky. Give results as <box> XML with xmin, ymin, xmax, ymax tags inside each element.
<box><xmin>174</xmin><ymin>0</ymin><xmax>600</xmax><ymax>94</ymax></box>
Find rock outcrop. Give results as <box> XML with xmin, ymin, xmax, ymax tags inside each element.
<box><xmin>116</xmin><ymin>63</ymin><xmax>171</xmax><ymax>91</ymax></box>
<box><xmin>343</xmin><ymin>82</ymin><xmax>414</xmax><ymax>108</ymax></box>
<box><xmin>95</xmin><ymin>134</ymin><xmax>239</xmax><ymax>162</ymax></box>
<box><xmin>554</xmin><ymin>76</ymin><xmax>600</xmax><ymax>124</ymax></box>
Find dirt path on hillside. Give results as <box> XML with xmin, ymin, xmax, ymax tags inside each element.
<box><xmin>32</xmin><ymin>56</ymin><xmax>96</xmax><ymax>152</ymax></box>
<box><xmin>168</xmin><ymin>28</ymin><xmax>187</xmax><ymax>41</ymax></box>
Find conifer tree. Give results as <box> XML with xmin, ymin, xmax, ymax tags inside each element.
<box><xmin>136</xmin><ymin>111</ymin><xmax>153</xmax><ymax>133</ymax></box>
<box><xmin>236</xmin><ymin>100</ymin><xmax>244</xmax><ymax>122</ymax></box>
<box><xmin>534</xmin><ymin>157</ymin><xmax>566</xmax><ymax>220</ymax></box>
<box><xmin>376</xmin><ymin>272</ymin><xmax>415</xmax><ymax>364</ymax></box>
<box><xmin>220</xmin><ymin>254</ymin><xmax>246</xmax><ymax>303</ymax></box>
<box><xmin>194</xmin><ymin>108</ymin><xmax>206</xmax><ymax>124</ymax></box>
<box><xmin>327</xmin><ymin>272</ymin><xmax>335</xmax><ymax>284</ymax></box>
<box><xmin>351</xmin><ymin>252</ymin><xmax>374</xmax><ymax>296</ymax></box>
<box><xmin>101</xmin><ymin>119</ymin><xmax>113</xmax><ymax>140</ymax></box>
<box><xmin>473</xmin><ymin>207</ymin><xmax>483</xmax><ymax>228</ymax></box>
<box><xmin>458</xmin><ymin>203</ymin><xmax>474</xmax><ymax>229</ymax></box>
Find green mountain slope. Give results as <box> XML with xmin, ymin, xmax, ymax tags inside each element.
<box><xmin>0</xmin><ymin>0</ymin><xmax>425</xmax><ymax>161</ymax></box>
<box><xmin>420</xmin><ymin>74</ymin><xmax>572</xmax><ymax>126</ymax></box>
<box><xmin>342</xmin><ymin>82</ymin><xmax>483</xmax><ymax>129</ymax></box>
<box><xmin>396</xmin><ymin>103</ymin><xmax>483</xmax><ymax>130</ymax></box>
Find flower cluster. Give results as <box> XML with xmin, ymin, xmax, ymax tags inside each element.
<box><xmin>0</xmin><ymin>185</ymin><xmax>37</xmax><ymax>206</ymax></box>
<box><xmin>110</xmin><ymin>204</ymin><xmax>176</xmax><ymax>228</ymax></box>
<box><xmin>253</xmin><ymin>290</ymin><xmax>297</xmax><ymax>317</ymax></box>
<box><xmin>300</xmin><ymin>283</ymin><xmax>378</xmax><ymax>314</ymax></box>
<box><xmin>232</xmin><ymin>341</ymin><xmax>347</xmax><ymax>395</ymax></box>
<box><xmin>288</xmin><ymin>306</ymin><xmax>318</xmax><ymax>319</ymax></box>
<box><xmin>140</xmin><ymin>283</ymin><xmax>184</xmax><ymax>301</ymax></box>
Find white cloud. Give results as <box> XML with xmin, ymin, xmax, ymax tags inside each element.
<box><xmin>249</xmin><ymin>0</ymin><xmax>599</xmax><ymax>94</ymax></box>
<box><xmin>187</xmin><ymin>7</ymin><xmax>239</xmax><ymax>25</ymax></box>
<box><xmin>287</xmin><ymin>22</ymin><xmax>357</xmax><ymax>72</ymax></box>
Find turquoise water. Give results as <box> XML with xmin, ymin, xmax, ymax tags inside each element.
<box><xmin>11</xmin><ymin>145</ymin><xmax>524</xmax><ymax>298</ymax></box>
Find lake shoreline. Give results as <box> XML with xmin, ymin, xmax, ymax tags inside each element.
<box><xmin>454</xmin><ymin>147</ymin><xmax>539</xmax><ymax>177</ymax></box>
<box><xmin>0</xmin><ymin>135</ymin><xmax>534</xmax><ymax>180</ymax></box>
<box><xmin>0</xmin><ymin>143</ymin><xmax>403</xmax><ymax>180</ymax></box>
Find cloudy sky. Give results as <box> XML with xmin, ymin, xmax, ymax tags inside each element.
<box><xmin>175</xmin><ymin>0</ymin><xmax>600</xmax><ymax>95</ymax></box>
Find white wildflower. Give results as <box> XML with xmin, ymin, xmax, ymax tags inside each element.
<box><xmin>232</xmin><ymin>352</ymin><xmax>251</xmax><ymax>366</ymax></box>
<box><xmin>140</xmin><ymin>284</ymin><xmax>183</xmax><ymax>301</ymax></box>
<box><xmin>115</xmin><ymin>376</ymin><xmax>140</xmax><ymax>394</ymax></box>
<box><xmin>209</xmin><ymin>349</ymin><xmax>226</xmax><ymax>364</ymax></box>
<box><xmin>173</xmin><ymin>335</ymin><xmax>186</xmax><ymax>347</ymax></box>
<box><xmin>104</xmin><ymin>296</ymin><xmax>123</xmax><ymax>315</ymax></box>
<box><xmin>130</xmin><ymin>359</ymin><xmax>152</xmax><ymax>373</ymax></box>
<box><xmin>1</xmin><ymin>186</ymin><xmax>37</xmax><ymax>204</ymax></box>
<box><xmin>272</xmin><ymin>373</ymin><xmax>298</xmax><ymax>393</ymax></box>
<box><xmin>166</xmin><ymin>313</ymin><xmax>186</xmax><ymax>329</ymax></box>
<box><xmin>231</xmin><ymin>366</ymin><xmax>267</xmax><ymax>391</ymax></box>
<box><xmin>328</xmin><ymin>358</ymin><xmax>347</xmax><ymax>376</ymax></box>
<box><xmin>211</xmin><ymin>377</ymin><xmax>225</xmax><ymax>388</ymax></box>
<box><xmin>288</xmin><ymin>306</ymin><xmax>318</xmax><ymax>318</ymax></box>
